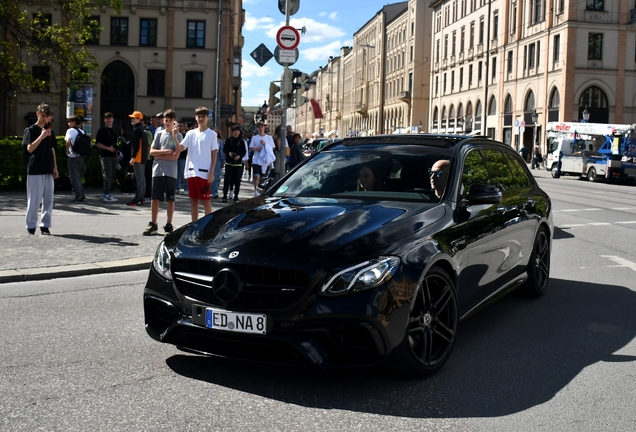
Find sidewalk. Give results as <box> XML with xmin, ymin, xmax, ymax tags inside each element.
<box><xmin>0</xmin><ymin>175</ymin><xmax>258</xmax><ymax>283</ymax></box>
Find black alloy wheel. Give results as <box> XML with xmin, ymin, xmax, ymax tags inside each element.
<box><xmin>400</xmin><ymin>267</ymin><xmax>458</xmax><ymax>377</ymax></box>
<box><xmin>520</xmin><ymin>227</ymin><xmax>551</xmax><ymax>297</ymax></box>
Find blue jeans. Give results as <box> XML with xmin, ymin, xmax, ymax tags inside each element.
<box><xmin>211</xmin><ymin>156</ymin><xmax>224</xmax><ymax>196</ymax></box>
<box><xmin>177</xmin><ymin>159</ymin><xmax>188</xmax><ymax>192</ymax></box>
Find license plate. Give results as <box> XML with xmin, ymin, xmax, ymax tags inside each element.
<box><xmin>205</xmin><ymin>308</ymin><xmax>268</xmax><ymax>335</ymax></box>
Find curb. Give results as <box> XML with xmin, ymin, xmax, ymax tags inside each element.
<box><xmin>0</xmin><ymin>256</ymin><xmax>153</xmax><ymax>284</ymax></box>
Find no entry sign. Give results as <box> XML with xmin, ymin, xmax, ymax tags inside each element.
<box><xmin>276</xmin><ymin>26</ymin><xmax>300</xmax><ymax>50</ymax></box>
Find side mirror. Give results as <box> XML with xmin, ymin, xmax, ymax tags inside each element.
<box><xmin>466</xmin><ymin>183</ymin><xmax>502</xmax><ymax>205</ymax></box>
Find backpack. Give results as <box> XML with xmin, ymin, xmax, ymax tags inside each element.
<box><xmin>72</xmin><ymin>128</ymin><xmax>92</xmax><ymax>156</ymax></box>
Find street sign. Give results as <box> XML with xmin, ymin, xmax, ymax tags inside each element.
<box><xmin>278</xmin><ymin>0</ymin><xmax>300</xmax><ymax>15</ymax></box>
<box><xmin>276</xmin><ymin>26</ymin><xmax>300</xmax><ymax>50</ymax></box>
<box><xmin>250</xmin><ymin>43</ymin><xmax>274</xmax><ymax>67</ymax></box>
<box><xmin>274</xmin><ymin>46</ymin><xmax>298</xmax><ymax>66</ymax></box>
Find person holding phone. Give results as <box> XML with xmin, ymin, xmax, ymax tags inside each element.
<box><xmin>22</xmin><ymin>103</ymin><xmax>59</xmax><ymax>235</ymax></box>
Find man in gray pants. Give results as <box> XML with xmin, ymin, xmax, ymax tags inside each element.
<box><xmin>22</xmin><ymin>103</ymin><xmax>59</xmax><ymax>235</ymax></box>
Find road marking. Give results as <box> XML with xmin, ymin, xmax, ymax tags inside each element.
<box><xmin>560</xmin><ymin>224</ymin><xmax>588</xmax><ymax>228</ymax></box>
<box><xmin>555</xmin><ymin>207</ymin><xmax>636</xmax><ymax>213</ymax></box>
<box><xmin>600</xmin><ymin>255</ymin><xmax>636</xmax><ymax>272</ymax></box>
<box><xmin>616</xmin><ymin>221</ymin><xmax>636</xmax><ymax>224</ymax></box>
<box><xmin>588</xmin><ymin>222</ymin><xmax>611</xmax><ymax>226</ymax></box>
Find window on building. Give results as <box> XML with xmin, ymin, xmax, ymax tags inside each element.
<box><xmin>443</xmin><ymin>73</ymin><xmax>447</xmax><ymax>93</ymax></box>
<box><xmin>453</xmin><ymin>0</ymin><xmax>458</xmax><ymax>21</ymax></box>
<box><xmin>445</xmin><ymin>6</ymin><xmax>450</xmax><ymax>26</ymax></box>
<box><xmin>470</xmin><ymin>21</ymin><xmax>475</xmax><ymax>48</ymax></box>
<box><xmin>460</xmin><ymin>27</ymin><xmax>465</xmax><ymax>52</ymax></box>
<box><xmin>452</xmin><ymin>31</ymin><xmax>457</xmax><ymax>56</ymax></box>
<box><xmin>185</xmin><ymin>71</ymin><xmax>203</xmax><ymax>97</ymax></box>
<box><xmin>451</xmin><ymin>71</ymin><xmax>455</xmax><ymax>92</ymax></box>
<box><xmin>436</xmin><ymin>40</ymin><xmax>440</xmax><ymax>62</ymax></box>
<box><xmin>491</xmin><ymin>57</ymin><xmax>497</xmax><ymax>80</ymax></box>
<box><xmin>140</xmin><ymin>18</ymin><xmax>157</xmax><ymax>46</ymax></box>
<box><xmin>411</xmin><ymin>21</ymin><xmax>414</xmax><ymax>36</ymax></box>
<box><xmin>510</xmin><ymin>3</ymin><xmax>517</xmax><ymax>35</ymax></box>
<box><xmin>469</xmin><ymin>64</ymin><xmax>473</xmax><ymax>86</ymax></box>
<box><xmin>462</xmin><ymin>0</ymin><xmax>467</xmax><ymax>17</ymax></box>
<box><xmin>478</xmin><ymin>61</ymin><xmax>482</xmax><ymax>81</ymax></box>
<box><xmin>507</xmin><ymin>50</ymin><xmax>513</xmax><ymax>73</ymax></box>
<box><xmin>85</xmin><ymin>16</ymin><xmax>100</xmax><ymax>45</ymax></box>
<box><xmin>553</xmin><ymin>35</ymin><xmax>560</xmax><ymax>62</ymax></box>
<box><xmin>479</xmin><ymin>17</ymin><xmax>484</xmax><ymax>44</ymax></box>
<box><xmin>586</xmin><ymin>0</ymin><xmax>604</xmax><ymax>11</ymax></box>
<box><xmin>147</xmin><ymin>69</ymin><xmax>165</xmax><ymax>96</ymax></box>
<box><xmin>459</xmin><ymin>67</ymin><xmax>464</xmax><ymax>88</ymax></box>
<box><xmin>588</xmin><ymin>33</ymin><xmax>603</xmax><ymax>60</ymax></box>
<box><xmin>533</xmin><ymin>0</ymin><xmax>544</xmax><ymax>25</ymax></box>
<box><xmin>493</xmin><ymin>12</ymin><xmax>498</xmax><ymax>40</ymax></box>
<box><xmin>436</xmin><ymin>12</ymin><xmax>442</xmax><ymax>33</ymax></box>
<box><xmin>536</xmin><ymin>41</ymin><xmax>540</xmax><ymax>67</ymax></box>
<box><xmin>110</xmin><ymin>17</ymin><xmax>128</xmax><ymax>46</ymax></box>
<box><xmin>558</xmin><ymin>0</ymin><xmax>565</xmax><ymax>14</ymax></box>
<box><xmin>410</xmin><ymin>45</ymin><xmax>414</xmax><ymax>62</ymax></box>
<box><xmin>435</xmin><ymin>76</ymin><xmax>439</xmax><ymax>96</ymax></box>
<box><xmin>187</xmin><ymin>21</ymin><xmax>205</xmax><ymax>48</ymax></box>
<box><xmin>528</xmin><ymin>43</ymin><xmax>536</xmax><ymax>69</ymax></box>
<box><xmin>444</xmin><ymin>35</ymin><xmax>448</xmax><ymax>58</ymax></box>
<box><xmin>31</xmin><ymin>66</ymin><xmax>50</xmax><ymax>93</ymax></box>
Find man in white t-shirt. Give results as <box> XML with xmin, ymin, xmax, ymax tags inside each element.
<box><xmin>249</xmin><ymin>122</ymin><xmax>276</xmax><ymax>196</ymax></box>
<box><xmin>65</xmin><ymin>115</ymin><xmax>87</xmax><ymax>203</ymax></box>
<box><xmin>175</xmin><ymin>107</ymin><xmax>218</xmax><ymax>221</ymax></box>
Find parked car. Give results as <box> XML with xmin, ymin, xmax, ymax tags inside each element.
<box><xmin>302</xmin><ymin>138</ymin><xmax>331</xmax><ymax>158</ymax></box>
<box><xmin>144</xmin><ymin>134</ymin><xmax>553</xmax><ymax>376</ymax></box>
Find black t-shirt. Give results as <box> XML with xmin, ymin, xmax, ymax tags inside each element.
<box><xmin>22</xmin><ymin>124</ymin><xmax>56</xmax><ymax>175</ymax></box>
<box><xmin>96</xmin><ymin>125</ymin><xmax>118</xmax><ymax>158</ymax></box>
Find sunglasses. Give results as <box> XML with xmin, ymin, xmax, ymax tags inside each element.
<box><xmin>428</xmin><ymin>169</ymin><xmax>446</xmax><ymax>178</ymax></box>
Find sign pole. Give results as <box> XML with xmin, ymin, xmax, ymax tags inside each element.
<box><xmin>276</xmin><ymin>1</ymin><xmax>291</xmax><ymax>181</ymax></box>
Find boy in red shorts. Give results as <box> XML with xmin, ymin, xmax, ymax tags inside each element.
<box><xmin>175</xmin><ymin>107</ymin><xmax>218</xmax><ymax>221</ymax></box>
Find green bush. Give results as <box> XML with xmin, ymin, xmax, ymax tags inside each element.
<box><xmin>1</xmin><ymin>134</ymin><xmax>110</xmax><ymax>191</ymax></box>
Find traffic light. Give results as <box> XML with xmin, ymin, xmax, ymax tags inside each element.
<box><xmin>268</xmin><ymin>81</ymin><xmax>280</xmax><ymax>107</ymax></box>
<box><xmin>281</xmin><ymin>68</ymin><xmax>293</xmax><ymax>96</ymax></box>
<box><xmin>290</xmin><ymin>70</ymin><xmax>308</xmax><ymax>107</ymax></box>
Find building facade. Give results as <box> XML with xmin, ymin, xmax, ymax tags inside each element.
<box><xmin>429</xmin><ymin>0</ymin><xmax>636</xmax><ymax>152</ymax></box>
<box><xmin>2</xmin><ymin>0</ymin><xmax>244</xmax><ymax>138</ymax></box>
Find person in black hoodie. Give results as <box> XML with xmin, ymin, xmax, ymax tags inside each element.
<box><xmin>289</xmin><ymin>133</ymin><xmax>304</xmax><ymax>169</ymax></box>
<box><xmin>222</xmin><ymin>125</ymin><xmax>247</xmax><ymax>202</ymax></box>
<box><xmin>127</xmin><ymin>110</ymin><xmax>149</xmax><ymax>206</ymax></box>
<box><xmin>23</xmin><ymin>103</ymin><xmax>59</xmax><ymax>235</ymax></box>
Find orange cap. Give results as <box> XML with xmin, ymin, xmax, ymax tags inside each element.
<box><xmin>128</xmin><ymin>111</ymin><xmax>144</xmax><ymax>120</ymax></box>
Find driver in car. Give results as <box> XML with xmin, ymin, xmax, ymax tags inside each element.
<box><xmin>429</xmin><ymin>159</ymin><xmax>450</xmax><ymax>199</ymax></box>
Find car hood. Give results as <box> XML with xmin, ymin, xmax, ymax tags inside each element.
<box><xmin>172</xmin><ymin>196</ymin><xmax>445</xmax><ymax>261</ymax></box>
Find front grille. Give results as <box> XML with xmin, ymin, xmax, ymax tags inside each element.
<box><xmin>172</xmin><ymin>258</ymin><xmax>311</xmax><ymax>309</ymax></box>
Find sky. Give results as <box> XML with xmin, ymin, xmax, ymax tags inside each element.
<box><xmin>241</xmin><ymin>0</ymin><xmax>400</xmax><ymax>107</ymax></box>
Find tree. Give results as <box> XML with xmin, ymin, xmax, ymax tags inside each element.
<box><xmin>0</xmin><ymin>0</ymin><xmax>122</xmax><ymax>96</ymax></box>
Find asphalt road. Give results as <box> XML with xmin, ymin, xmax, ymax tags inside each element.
<box><xmin>1</xmin><ymin>171</ymin><xmax>635</xmax><ymax>431</ymax></box>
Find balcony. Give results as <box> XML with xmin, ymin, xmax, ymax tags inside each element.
<box><xmin>356</xmin><ymin>103</ymin><xmax>367</xmax><ymax>114</ymax></box>
<box><xmin>490</xmin><ymin>39</ymin><xmax>498</xmax><ymax>50</ymax></box>
<box><xmin>459</xmin><ymin>52</ymin><xmax>464</xmax><ymax>62</ymax></box>
<box><xmin>477</xmin><ymin>44</ymin><xmax>483</xmax><ymax>55</ymax></box>
<box><xmin>399</xmin><ymin>91</ymin><xmax>411</xmax><ymax>103</ymax></box>
<box><xmin>450</xmin><ymin>55</ymin><xmax>456</xmax><ymax>66</ymax></box>
<box><xmin>467</xmin><ymin>48</ymin><xmax>474</xmax><ymax>60</ymax></box>
<box><xmin>232</xmin><ymin>76</ymin><xmax>241</xmax><ymax>88</ymax></box>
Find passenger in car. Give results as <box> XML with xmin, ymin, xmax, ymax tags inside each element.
<box><xmin>429</xmin><ymin>159</ymin><xmax>450</xmax><ymax>198</ymax></box>
<box><xmin>357</xmin><ymin>164</ymin><xmax>384</xmax><ymax>191</ymax></box>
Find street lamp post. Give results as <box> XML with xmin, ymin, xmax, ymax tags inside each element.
<box><xmin>532</xmin><ymin>109</ymin><xmax>539</xmax><ymax>146</ymax></box>
<box><xmin>582</xmin><ymin>107</ymin><xmax>590</xmax><ymax>123</ymax></box>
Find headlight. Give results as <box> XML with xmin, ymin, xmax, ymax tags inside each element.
<box><xmin>321</xmin><ymin>256</ymin><xmax>400</xmax><ymax>295</ymax></box>
<box><xmin>152</xmin><ymin>242</ymin><xmax>173</xmax><ymax>280</ymax></box>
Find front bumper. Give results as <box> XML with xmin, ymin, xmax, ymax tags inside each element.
<box><xmin>143</xmin><ymin>266</ymin><xmax>414</xmax><ymax>368</ymax></box>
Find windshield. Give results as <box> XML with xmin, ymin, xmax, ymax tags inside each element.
<box><xmin>271</xmin><ymin>148</ymin><xmax>452</xmax><ymax>202</ymax></box>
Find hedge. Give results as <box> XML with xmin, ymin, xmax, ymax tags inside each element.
<box><xmin>1</xmin><ymin>135</ymin><xmax>116</xmax><ymax>191</ymax></box>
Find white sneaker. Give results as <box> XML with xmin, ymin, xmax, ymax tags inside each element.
<box><xmin>102</xmin><ymin>194</ymin><xmax>118</xmax><ymax>202</ymax></box>
<box><xmin>228</xmin><ymin>191</ymin><xmax>233</xmax><ymax>199</ymax></box>
<box><xmin>144</xmin><ymin>197</ymin><xmax>152</xmax><ymax>203</ymax></box>
<box><xmin>254</xmin><ymin>190</ymin><xmax>259</xmax><ymax>197</ymax></box>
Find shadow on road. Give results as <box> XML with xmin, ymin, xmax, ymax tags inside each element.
<box><xmin>57</xmin><ymin>234</ymin><xmax>141</xmax><ymax>246</ymax></box>
<box><xmin>166</xmin><ymin>278</ymin><xmax>636</xmax><ymax>418</ymax></box>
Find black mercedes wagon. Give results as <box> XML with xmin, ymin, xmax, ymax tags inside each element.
<box><xmin>144</xmin><ymin>134</ymin><xmax>553</xmax><ymax>376</ymax></box>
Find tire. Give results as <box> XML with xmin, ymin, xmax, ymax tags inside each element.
<box><xmin>397</xmin><ymin>267</ymin><xmax>458</xmax><ymax>377</ymax></box>
<box><xmin>551</xmin><ymin>165</ymin><xmax>560</xmax><ymax>178</ymax></box>
<box><xmin>519</xmin><ymin>227</ymin><xmax>550</xmax><ymax>297</ymax></box>
<box><xmin>587</xmin><ymin>167</ymin><xmax>597</xmax><ymax>182</ymax></box>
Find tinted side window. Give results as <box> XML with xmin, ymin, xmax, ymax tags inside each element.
<box><xmin>504</xmin><ymin>153</ymin><xmax>532</xmax><ymax>188</ymax></box>
<box><xmin>482</xmin><ymin>149</ymin><xmax>516</xmax><ymax>190</ymax></box>
<box><xmin>461</xmin><ymin>150</ymin><xmax>491</xmax><ymax>198</ymax></box>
